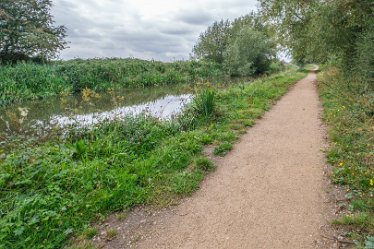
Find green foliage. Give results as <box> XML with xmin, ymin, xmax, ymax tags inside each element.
<box><xmin>171</xmin><ymin>171</ymin><xmax>203</xmax><ymax>195</ymax></box>
<box><xmin>0</xmin><ymin>0</ymin><xmax>67</xmax><ymax>63</ymax></box>
<box><xmin>193</xmin><ymin>12</ymin><xmax>277</xmax><ymax>76</ymax></box>
<box><xmin>213</xmin><ymin>142</ymin><xmax>233</xmax><ymax>156</ymax></box>
<box><xmin>224</xmin><ymin>27</ymin><xmax>275</xmax><ymax>76</ymax></box>
<box><xmin>193</xmin><ymin>88</ymin><xmax>216</xmax><ymax>118</ymax></box>
<box><xmin>81</xmin><ymin>227</ymin><xmax>97</xmax><ymax>239</ymax></box>
<box><xmin>267</xmin><ymin>61</ymin><xmax>285</xmax><ymax>74</ymax></box>
<box><xmin>333</xmin><ymin>213</ymin><xmax>373</xmax><ymax>231</ymax></box>
<box><xmin>260</xmin><ymin>0</ymin><xmax>374</xmax><ymax>81</ymax></box>
<box><xmin>319</xmin><ymin>68</ymin><xmax>374</xmax><ymax>245</ymax></box>
<box><xmin>355</xmin><ymin>21</ymin><xmax>374</xmax><ymax>84</ymax></box>
<box><xmin>192</xmin><ymin>20</ymin><xmax>231</xmax><ymax>64</ymax></box>
<box><xmin>194</xmin><ymin>157</ymin><xmax>214</xmax><ymax>171</ymax></box>
<box><xmin>0</xmin><ymin>69</ymin><xmax>306</xmax><ymax>248</ymax></box>
<box><xmin>0</xmin><ymin>58</ymin><xmax>223</xmax><ymax>106</ymax></box>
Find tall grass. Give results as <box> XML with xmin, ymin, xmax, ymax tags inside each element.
<box><xmin>0</xmin><ymin>58</ymin><xmax>223</xmax><ymax>106</ymax></box>
<box><xmin>193</xmin><ymin>88</ymin><xmax>216</xmax><ymax>118</ymax></box>
<box><xmin>0</xmin><ymin>70</ymin><xmax>306</xmax><ymax>249</ymax></box>
<box><xmin>318</xmin><ymin>68</ymin><xmax>374</xmax><ymax>246</ymax></box>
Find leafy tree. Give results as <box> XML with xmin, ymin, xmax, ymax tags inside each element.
<box><xmin>193</xmin><ymin>13</ymin><xmax>276</xmax><ymax>76</ymax></box>
<box><xmin>230</xmin><ymin>12</ymin><xmax>269</xmax><ymax>37</ymax></box>
<box><xmin>259</xmin><ymin>0</ymin><xmax>374</xmax><ymax>79</ymax></box>
<box><xmin>192</xmin><ymin>20</ymin><xmax>231</xmax><ymax>64</ymax></box>
<box><xmin>355</xmin><ymin>21</ymin><xmax>374</xmax><ymax>83</ymax></box>
<box><xmin>0</xmin><ymin>0</ymin><xmax>67</xmax><ymax>63</ymax></box>
<box><xmin>224</xmin><ymin>27</ymin><xmax>275</xmax><ymax>76</ymax></box>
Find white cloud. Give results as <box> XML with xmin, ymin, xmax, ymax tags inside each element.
<box><xmin>51</xmin><ymin>0</ymin><xmax>258</xmax><ymax>61</ymax></box>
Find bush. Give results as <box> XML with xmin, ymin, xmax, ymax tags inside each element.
<box><xmin>266</xmin><ymin>61</ymin><xmax>285</xmax><ymax>74</ymax></box>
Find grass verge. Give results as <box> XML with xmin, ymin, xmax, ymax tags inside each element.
<box><xmin>0</xmin><ymin>69</ymin><xmax>306</xmax><ymax>249</ymax></box>
<box><xmin>318</xmin><ymin>67</ymin><xmax>374</xmax><ymax>247</ymax></box>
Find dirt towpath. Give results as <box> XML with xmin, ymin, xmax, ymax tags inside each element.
<box><xmin>100</xmin><ymin>72</ymin><xmax>336</xmax><ymax>248</ymax></box>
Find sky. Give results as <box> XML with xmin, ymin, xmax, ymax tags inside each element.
<box><xmin>51</xmin><ymin>0</ymin><xmax>259</xmax><ymax>61</ymax></box>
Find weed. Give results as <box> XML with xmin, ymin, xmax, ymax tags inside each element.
<box><xmin>333</xmin><ymin>213</ymin><xmax>371</xmax><ymax>227</ymax></box>
<box><xmin>105</xmin><ymin>228</ymin><xmax>117</xmax><ymax>241</ymax></box>
<box><xmin>81</xmin><ymin>227</ymin><xmax>97</xmax><ymax>239</ymax></box>
<box><xmin>115</xmin><ymin>213</ymin><xmax>128</xmax><ymax>221</ymax></box>
<box><xmin>199</xmin><ymin>134</ymin><xmax>213</xmax><ymax>145</ymax></box>
<box><xmin>194</xmin><ymin>157</ymin><xmax>214</xmax><ymax>171</ymax></box>
<box><xmin>171</xmin><ymin>171</ymin><xmax>204</xmax><ymax>195</ymax></box>
<box><xmin>214</xmin><ymin>142</ymin><xmax>233</xmax><ymax>156</ymax></box>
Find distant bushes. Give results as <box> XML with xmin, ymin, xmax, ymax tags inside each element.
<box><xmin>0</xmin><ymin>58</ymin><xmax>223</xmax><ymax>106</ymax></box>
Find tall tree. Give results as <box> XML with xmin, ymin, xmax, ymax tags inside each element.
<box><xmin>0</xmin><ymin>0</ymin><xmax>67</xmax><ymax>63</ymax></box>
<box><xmin>193</xmin><ymin>13</ymin><xmax>276</xmax><ymax>76</ymax></box>
<box><xmin>259</xmin><ymin>0</ymin><xmax>374</xmax><ymax>74</ymax></box>
<box><xmin>224</xmin><ymin>27</ymin><xmax>275</xmax><ymax>76</ymax></box>
<box><xmin>192</xmin><ymin>20</ymin><xmax>231</xmax><ymax>64</ymax></box>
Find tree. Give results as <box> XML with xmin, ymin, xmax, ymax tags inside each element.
<box><xmin>192</xmin><ymin>20</ymin><xmax>231</xmax><ymax>64</ymax></box>
<box><xmin>193</xmin><ymin>13</ymin><xmax>276</xmax><ymax>76</ymax></box>
<box><xmin>0</xmin><ymin>0</ymin><xmax>67</xmax><ymax>63</ymax></box>
<box><xmin>259</xmin><ymin>0</ymin><xmax>374</xmax><ymax>76</ymax></box>
<box><xmin>224</xmin><ymin>27</ymin><xmax>275</xmax><ymax>76</ymax></box>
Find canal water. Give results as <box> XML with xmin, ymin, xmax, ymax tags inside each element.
<box><xmin>0</xmin><ymin>85</ymin><xmax>193</xmax><ymax>135</ymax></box>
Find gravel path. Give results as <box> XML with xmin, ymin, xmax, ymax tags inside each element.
<box><xmin>100</xmin><ymin>72</ymin><xmax>336</xmax><ymax>249</ymax></box>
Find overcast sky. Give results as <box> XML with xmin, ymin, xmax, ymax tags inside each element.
<box><xmin>51</xmin><ymin>0</ymin><xmax>259</xmax><ymax>61</ymax></box>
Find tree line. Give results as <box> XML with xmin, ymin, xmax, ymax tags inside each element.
<box><xmin>259</xmin><ymin>0</ymin><xmax>374</xmax><ymax>83</ymax></box>
<box><xmin>1</xmin><ymin>0</ymin><xmax>373</xmax><ymax>84</ymax></box>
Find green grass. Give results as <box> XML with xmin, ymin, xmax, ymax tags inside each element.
<box><xmin>193</xmin><ymin>88</ymin><xmax>216</xmax><ymax>118</ymax></box>
<box><xmin>0</xmin><ymin>58</ymin><xmax>223</xmax><ymax>106</ymax></box>
<box><xmin>81</xmin><ymin>227</ymin><xmax>97</xmax><ymax>239</ymax></box>
<box><xmin>0</xmin><ymin>69</ymin><xmax>306</xmax><ymax>249</ymax></box>
<box><xmin>194</xmin><ymin>157</ymin><xmax>215</xmax><ymax>172</ymax></box>
<box><xmin>213</xmin><ymin>142</ymin><xmax>233</xmax><ymax>156</ymax></box>
<box><xmin>318</xmin><ymin>68</ymin><xmax>374</xmax><ymax>247</ymax></box>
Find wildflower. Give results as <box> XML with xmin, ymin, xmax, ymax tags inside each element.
<box><xmin>338</xmin><ymin>162</ymin><xmax>344</xmax><ymax>167</ymax></box>
<box><xmin>370</xmin><ymin>179</ymin><xmax>373</xmax><ymax>187</ymax></box>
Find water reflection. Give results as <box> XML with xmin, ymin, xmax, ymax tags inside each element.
<box><xmin>48</xmin><ymin>94</ymin><xmax>193</xmax><ymax>129</ymax></box>
<box><xmin>0</xmin><ymin>85</ymin><xmax>193</xmax><ymax>135</ymax></box>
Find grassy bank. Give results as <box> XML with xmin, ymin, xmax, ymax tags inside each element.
<box><xmin>0</xmin><ymin>70</ymin><xmax>306</xmax><ymax>248</ymax></box>
<box><xmin>0</xmin><ymin>59</ymin><xmax>223</xmax><ymax>107</ymax></box>
<box><xmin>318</xmin><ymin>68</ymin><xmax>374</xmax><ymax>247</ymax></box>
